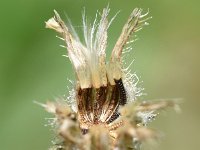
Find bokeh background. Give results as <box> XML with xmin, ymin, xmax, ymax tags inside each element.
<box><xmin>0</xmin><ymin>0</ymin><xmax>199</xmax><ymax>150</ymax></box>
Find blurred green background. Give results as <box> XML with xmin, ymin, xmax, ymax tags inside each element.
<box><xmin>0</xmin><ymin>0</ymin><xmax>199</xmax><ymax>150</ymax></box>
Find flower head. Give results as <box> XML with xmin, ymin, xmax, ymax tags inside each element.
<box><xmin>44</xmin><ymin>7</ymin><xmax>178</xmax><ymax>150</ymax></box>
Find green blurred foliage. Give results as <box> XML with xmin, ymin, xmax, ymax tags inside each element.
<box><xmin>0</xmin><ymin>0</ymin><xmax>199</xmax><ymax>150</ymax></box>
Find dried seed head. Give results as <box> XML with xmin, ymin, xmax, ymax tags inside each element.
<box><xmin>44</xmin><ymin>7</ymin><xmax>178</xmax><ymax>150</ymax></box>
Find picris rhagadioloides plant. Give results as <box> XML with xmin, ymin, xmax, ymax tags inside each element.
<box><xmin>41</xmin><ymin>6</ymin><xmax>179</xmax><ymax>150</ymax></box>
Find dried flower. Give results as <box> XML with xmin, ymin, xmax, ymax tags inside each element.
<box><xmin>42</xmin><ymin>6</ymin><xmax>178</xmax><ymax>150</ymax></box>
